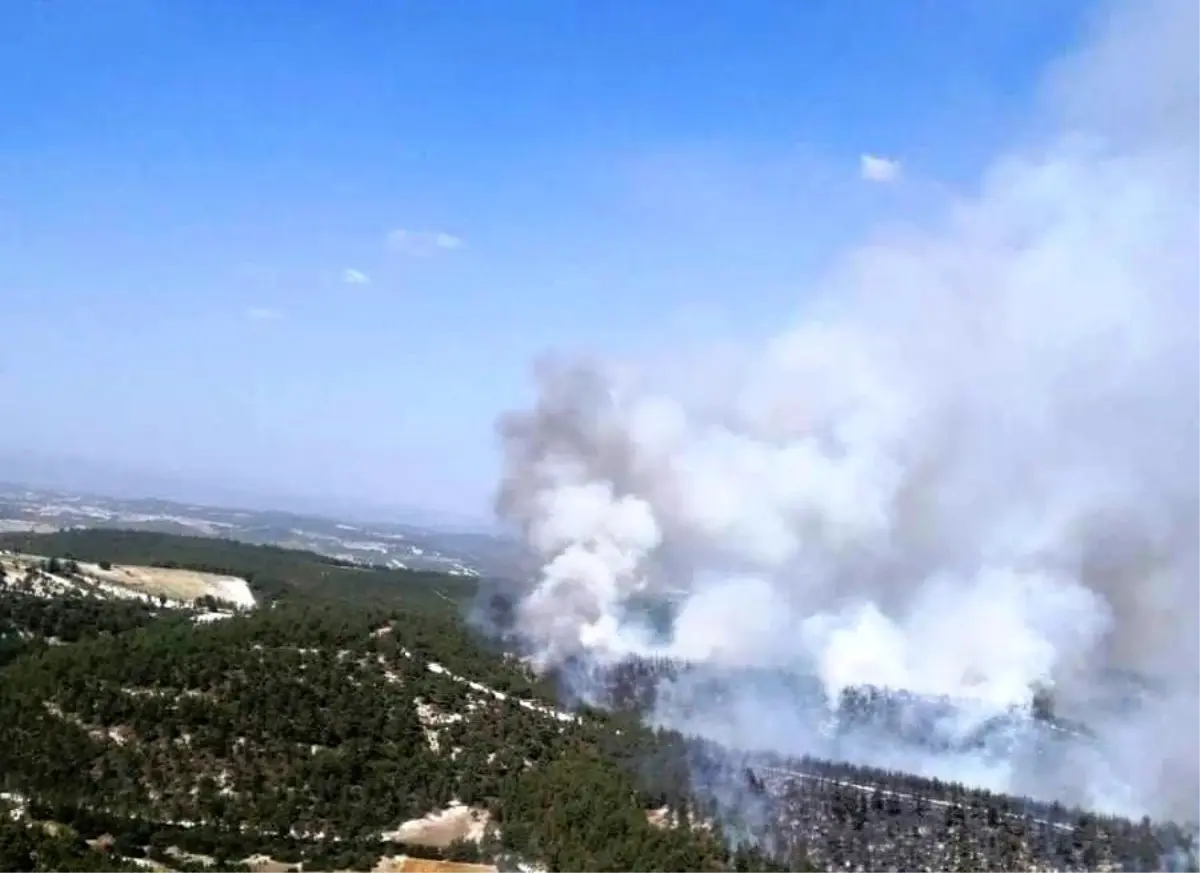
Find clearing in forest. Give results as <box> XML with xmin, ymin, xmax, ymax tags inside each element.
<box><xmin>0</xmin><ymin>551</ymin><xmax>256</xmax><ymax>609</ymax></box>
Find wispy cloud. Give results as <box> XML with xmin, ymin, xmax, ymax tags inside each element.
<box><xmin>341</xmin><ymin>267</ymin><xmax>371</xmax><ymax>286</ymax></box>
<box><xmin>859</xmin><ymin>153</ymin><xmax>902</xmax><ymax>183</ymax></box>
<box><xmin>245</xmin><ymin>306</ymin><xmax>284</xmax><ymax>321</ymax></box>
<box><xmin>386</xmin><ymin>228</ymin><xmax>465</xmax><ymax>256</ymax></box>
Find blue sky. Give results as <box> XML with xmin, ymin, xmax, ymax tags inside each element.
<box><xmin>1</xmin><ymin>0</ymin><xmax>1093</xmax><ymax>523</ymax></box>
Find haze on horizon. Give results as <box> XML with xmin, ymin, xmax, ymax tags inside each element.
<box><xmin>1</xmin><ymin>0</ymin><xmax>1138</xmax><ymax>523</ymax></box>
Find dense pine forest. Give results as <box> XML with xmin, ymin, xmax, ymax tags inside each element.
<box><xmin>0</xmin><ymin>529</ymin><xmax>1195</xmax><ymax>872</ymax></box>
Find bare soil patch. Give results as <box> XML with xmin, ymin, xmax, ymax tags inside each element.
<box><xmin>86</xmin><ymin>563</ymin><xmax>239</xmax><ymax>602</ymax></box>
<box><xmin>393</xmin><ymin>858</ymin><xmax>496</xmax><ymax>873</ymax></box>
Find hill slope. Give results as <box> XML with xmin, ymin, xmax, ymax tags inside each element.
<box><xmin>0</xmin><ymin>530</ymin><xmax>749</xmax><ymax>872</ymax></box>
<box><xmin>0</xmin><ymin>530</ymin><xmax>1194</xmax><ymax>872</ymax></box>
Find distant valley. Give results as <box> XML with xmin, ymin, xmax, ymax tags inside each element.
<box><xmin>0</xmin><ymin>484</ymin><xmax>526</xmax><ymax>580</ymax></box>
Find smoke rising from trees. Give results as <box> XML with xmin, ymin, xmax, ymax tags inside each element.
<box><xmin>495</xmin><ymin>0</ymin><xmax>1199</xmax><ymax>823</ymax></box>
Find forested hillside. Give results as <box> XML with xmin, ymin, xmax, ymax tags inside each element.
<box><xmin>0</xmin><ymin>530</ymin><xmax>762</xmax><ymax>872</ymax></box>
<box><xmin>0</xmin><ymin>529</ymin><xmax>1194</xmax><ymax>872</ymax></box>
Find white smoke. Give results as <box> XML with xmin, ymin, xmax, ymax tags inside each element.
<box><xmin>495</xmin><ymin>0</ymin><xmax>1199</xmax><ymax>822</ymax></box>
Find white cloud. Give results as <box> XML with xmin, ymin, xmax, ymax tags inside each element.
<box><xmin>386</xmin><ymin>228</ymin><xmax>465</xmax><ymax>256</ymax></box>
<box><xmin>859</xmin><ymin>153</ymin><xmax>902</xmax><ymax>183</ymax></box>
<box><xmin>245</xmin><ymin>306</ymin><xmax>283</xmax><ymax>321</ymax></box>
<box><xmin>342</xmin><ymin>268</ymin><xmax>371</xmax><ymax>285</ymax></box>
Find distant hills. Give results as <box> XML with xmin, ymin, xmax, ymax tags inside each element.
<box><xmin>0</xmin><ymin>484</ymin><xmax>528</xmax><ymax>579</ymax></box>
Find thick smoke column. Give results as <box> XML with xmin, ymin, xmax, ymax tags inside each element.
<box><xmin>496</xmin><ymin>0</ymin><xmax>1198</xmax><ymax>822</ymax></box>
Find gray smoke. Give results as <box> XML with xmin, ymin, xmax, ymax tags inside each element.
<box><xmin>495</xmin><ymin>0</ymin><xmax>1199</xmax><ymax>823</ymax></box>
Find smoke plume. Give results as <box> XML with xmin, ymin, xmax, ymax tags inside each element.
<box><xmin>495</xmin><ymin>0</ymin><xmax>1199</xmax><ymax>823</ymax></box>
